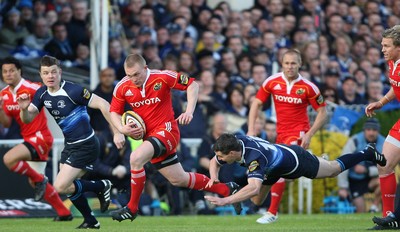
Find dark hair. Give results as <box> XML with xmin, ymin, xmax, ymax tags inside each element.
<box><xmin>2</xmin><ymin>56</ymin><xmax>22</xmax><ymax>70</ymax></box>
<box><xmin>212</xmin><ymin>133</ymin><xmax>242</xmax><ymax>155</ymax></box>
<box><xmin>40</xmin><ymin>55</ymin><xmax>61</xmax><ymax>69</ymax></box>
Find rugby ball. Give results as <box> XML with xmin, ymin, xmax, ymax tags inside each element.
<box><xmin>121</xmin><ymin>111</ymin><xmax>146</xmax><ymax>140</ymax></box>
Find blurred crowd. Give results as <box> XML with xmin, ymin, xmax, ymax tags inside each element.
<box><xmin>0</xmin><ymin>0</ymin><xmax>398</xmax><ymax>215</ymax></box>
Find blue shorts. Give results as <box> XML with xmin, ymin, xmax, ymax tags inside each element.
<box><xmin>60</xmin><ymin>135</ymin><xmax>100</xmax><ymax>171</ymax></box>
<box><xmin>263</xmin><ymin>145</ymin><xmax>320</xmax><ymax>185</ymax></box>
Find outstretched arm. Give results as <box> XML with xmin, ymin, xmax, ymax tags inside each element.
<box><xmin>205</xmin><ymin>178</ymin><xmax>263</xmax><ymax>206</ymax></box>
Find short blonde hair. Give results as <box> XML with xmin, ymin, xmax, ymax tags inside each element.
<box><xmin>124</xmin><ymin>54</ymin><xmax>146</xmax><ymax>69</ymax></box>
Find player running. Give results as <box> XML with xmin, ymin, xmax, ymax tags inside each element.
<box><xmin>0</xmin><ymin>57</ymin><xmax>72</xmax><ymax>221</ymax></box>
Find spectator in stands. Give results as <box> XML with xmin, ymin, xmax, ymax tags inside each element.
<box><xmin>265</xmin><ymin>119</ymin><xmax>277</xmax><ymax>143</ymax></box>
<box><xmin>247</xmin><ymin>28</ymin><xmax>263</xmax><ymax>57</ymax></box>
<box><xmin>330</xmin><ymin>34</ymin><xmax>353</xmax><ymax>75</ymax></box>
<box><xmin>138</xmin><ymin>5</ymin><xmax>157</xmax><ymax>40</ymax></box>
<box><xmin>339</xmin><ymin>76</ymin><xmax>368</xmax><ymax>105</ymax></box>
<box><xmin>160</xmin><ymin>23</ymin><xmax>185</xmax><ymax>59</ymax></box>
<box><xmin>108</xmin><ymin>38</ymin><xmax>126</xmax><ymax>80</ymax></box>
<box><xmin>0</xmin><ymin>7</ymin><xmax>29</xmax><ymax>46</ymax></box>
<box><xmin>219</xmin><ymin>49</ymin><xmax>238</xmax><ymax>77</ymax></box>
<box><xmin>45</xmin><ymin>10</ymin><xmax>58</xmax><ymax>27</ymax></box>
<box><xmin>351</xmin><ymin>37</ymin><xmax>368</xmax><ymax>64</ymax></box>
<box><xmin>210</xmin><ymin>69</ymin><xmax>230</xmax><ymax>110</ymax></box>
<box><xmin>196</xmin><ymin>49</ymin><xmax>216</xmax><ymax>74</ymax></box>
<box><xmin>326</xmin><ymin>14</ymin><xmax>344</xmax><ymax>45</ymax></box>
<box><xmin>196</xmin><ymin>30</ymin><xmax>221</xmax><ymax>60</ymax></box>
<box><xmin>58</xmin><ymin>4</ymin><xmax>73</xmax><ymax>24</ymax></box>
<box><xmin>18</xmin><ymin>0</ymin><xmax>34</xmax><ymax>33</ymax></box>
<box><xmin>322</xmin><ymin>69</ymin><xmax>341</xmax><ymax>90</ymax></box>
<box><xmin>353</xmin><ymin>68</ymin><xmax>368</xmax><ymax>98</ymax></box>
<box><xmin>235</xmin><ymin>53</ymin><xmax>254</xmax><ymax>88</ymax></box>
<box><xmin>66</xmin><ymin>0</ymin><xmax>90</xmax><ymax>50</ymax></box>
<box><xmin>224</xmin><ymin>22</ymin><xmax>241</xmax><ymax>38</ymax></box>
<box><xmin>178</xmin><ymin>51</ymin><xmax>197</xmax><ymax>76</ymax></box>
<box><xmin>88</xmin><ymin>67</ymin><xmax>117</xmax><ymax>133</ymax></box>
<box><xmin>207</xmin><ymin>14</ymin><xmax>225</xmax><ymax>45</ymax></box>
<box><xmin>226</xmin><ymin>35</ymin><xmax>245</xmax><ymax>58</ymax></box>
<box><xmin>366</xmin><ymin>80</ymin><xmax>384</xmax><ymax>104</ymax></box>
<box><xmin>176</xmin><ymin>5</ymin><xmax>198</xmax><ymax>41</ymax></box>
<box><xmin>72</xmin><ymin>43</ymin><xmax>90</xmax><ymax>71</ymax></box>
<box><xmin>226</xmin><ymin>85</ymin><xmax>247</xmax><ymax>118</ymax></box>
<box><xmin>24</xmin><ymin>16</ymin><xmax>52</xmax><ymax>51</ymax></box>
<box><xmin>44</xmin><ymin>21</ymin><xmax>75</xmax><ymax>62</ymax></box>
<box><xmin>271</xmin><ymin>14</ymin><xmax>291</xmax><ymax>48</ymax></box>
<box><xmin>251</xmin><ymin>63</ymin><xmax>268</xmax><ymax>88</ymax></box>
<box><xmin>338</xmin><ymin>118</ymin><xmax>384</xmax><ymax>213</ymax></box>
<box><xmin>142</xmin><ymin>40</ymin><xmax>162</xmax><ymax>69</ymax></box>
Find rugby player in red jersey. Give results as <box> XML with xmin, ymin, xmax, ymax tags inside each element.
<box><xmin>109</xmin><ymin>54</ymin><xmax>241</xmax><ymax>221</ymax></box>
<box><xmin>247</xmin><ymin>49</ymin><xmax>327</xmax><ymax>224</ymax></box>
<box><xmin>0</xmin><ymin>57</ymin><xmax>72</xmax><ymax>221</ymax></box>
<box><xmin>366</xmin><ymin>25</ymin><xmax>400</xmax><ymax>230</ymax></box>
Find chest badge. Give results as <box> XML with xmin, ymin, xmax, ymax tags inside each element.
<box><xmin>296</xmin><ymin>88</ymin><xmax>305</xmax><ymax>95</ymax></box>
<box><xmin>154</xmin><ymin>82</ymin><xmax>162</xmax><ymax>91</ymax></box>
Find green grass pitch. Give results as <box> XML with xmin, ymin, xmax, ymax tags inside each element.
<box><xmin>0</xmin><ymin>213</ymin><xmax>381</xmax><ymax>232</ymax></box>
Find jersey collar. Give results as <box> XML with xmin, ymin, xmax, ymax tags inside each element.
<box><xmin>237</xmin><ymin>139</ymin><xmax>245</xmax><ymax>164</ymax></box>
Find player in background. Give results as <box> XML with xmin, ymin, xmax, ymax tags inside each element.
<box><xmin>0</xmin><ymin>57</ymin><xmax>72</xmax><ymax>221</ymax></box>
<box><xmin>366</xmin><ymin>25</ymin><xmax>400</xmax><ymax>230</ymax></box>
<box><xmin>16</xmin><ymin>55</ymin><xmax>125</xmax><ymax>229</ymax></box>
<box><xmin>247</xmin><ymin>49</ymin><xmax>327</xmax><ymax>224</ymax></box>
<box><xmin>205</xmin><ymin>134</ymin><xmax>386</xmax><ymax>215</ymax></box>
<box><xmin>109</xmin><ymin>54</ymin><xmax>241</xmax><ymax>222</ymax></box>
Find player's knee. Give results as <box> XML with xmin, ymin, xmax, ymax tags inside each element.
<box><xmin>3</xmin><ymin>153</ymin><xmax>15</xmax><ymax>169</ymax></box>
<box><xmin>379</xmin><ymin>161</ymin><xmax>396</xmax><ymax>174</ymax></box>
<box><xmin>168</xmin><ymin>176</ymin><xmax>186</xmax><ymax>187</ymax></box>
<box><xmin>53</xmin><ymin>182</ymin><xmax>68</xmax><ymax>194</ymax></box>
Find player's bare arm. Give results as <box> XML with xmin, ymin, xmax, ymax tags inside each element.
<box><xmin>205</xmin><ymin>178</ymin><xmax>262</xmax><ymax>206</ymax></box>
<box><xmin>247</xmin><ymin>98</ymin><xmax>263</xmax><ymax>136</ymax></box>
<box><xmin>301</xmin><ymin>106</ymin><xmax>328</xmax><ymax>149</ymax></box>
<box><xmin>0</xmin><ymin>96</ymin><xmax>11</xmax><ymax>127</ymax></box>
<box><xmin>89</xmin><ymin>94</ymin><xmax>125</xmax><ymax>149</ymax></box>
<box><xmin>205</xmin><ymin>156</ymin><xmax>221</xmax><ymax>188</ymax></box>
<box><xmin>176</xmin><ymin>81</ymin><xmax>198</xmax><ymax>125</ymax></box>
<box><xmin>17</xmin><ymin>93</ymin><xmax>38</xmax><ymax>123</ymax></box>
<box><xmin>365</xmin><ymin>88</ymin><xmax>395</xmax><ymax>117</ymax></box>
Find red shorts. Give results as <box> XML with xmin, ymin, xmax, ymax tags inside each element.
<box><xmin>146</xmin><ymin>123</ymin><xmax>180</xmax><ymax>164</ymax></box>
<box><xmin>389</xmin><ymin>119</ymin><xmax>400</xmax><ymax>141</ymax></box>
<box><xmin>25</xmin><ymin>131</ymin><xmax>53</xmax><ymax>161</ymax></box>
<box><xmin>276</xmin><ymin>131</ymin><xmax>307</xmax><ymax>145</ymax></box>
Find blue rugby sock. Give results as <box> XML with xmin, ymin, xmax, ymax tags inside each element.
<box><xmin>336</xmin><ymin>151</ymin><xmax>367</xmax><ymax>171</ymax></box>
<box><xmin>68</xmin><ymin>180</ymin><xmax>97</xmax><ymax>224</ymax></box>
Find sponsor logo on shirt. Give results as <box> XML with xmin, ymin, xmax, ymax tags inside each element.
<box><xmin>274</xmin><ymin>95</ymin><xmax>302</xmax><ymax>104</ymax></box>
<box><xmin>389</xmin><ymin>77</ymin><xmax>400</xmax><ymax>87</ymax></box>
<box><xmin>153</xmin><ymin>82</ymin><xmax>162</xmax><ymax>91</ymax></box>
<box><xmin>316</xmin><ymin>94</ymin><xmax>324</xmax><ymax>105</ymax></box>
<box><xmin>273</xmin><ymin>84</ymin><xmax>282</xmax><ymax>90</ymax></box>
<box><xmin>44</xmin><ymin>100</ymin><xmax>52</xmax><ymax>108</ymax></box>
<box><xmin>157</xmin><ymin>131</ymin><xmax>165</xmax><ymax>137</ymax></box>
<box><xmin>82</xmin><ymin>88</ymin><xmax>91</xmax><ymax>99</ymax></box>
<box><xmin>6</xmin><ymin>104</ymin><xmax>19</xmax><ymax>111</ymax></box>
<box><xmin>125</xmin><ymin>89</ymin><xmax>133</xmax><ymax>96</ymax></box>
<box><xmin>179</xmin><ymin>74</ymin><xmax>189</xmax><ymax>85</ymax></box>
<box><xmin>3</xmin><ymin>94</ymin><xmax>9</xmax><ymax>100</ymax></box>
<box><xmin>248</xmin><ymin>160</ymin><xmax>259</xmax><ymax>172</ymax></box>
<box><xmin>129</xmin><ymin>97</ymin><xmax>161</xmax><ymax>108</ymax></box>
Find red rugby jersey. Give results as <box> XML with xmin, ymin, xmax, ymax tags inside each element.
<box><xmin>256</xmin><ymin>72</ymin><xmax>326</xmax><ymax>134</ymax></box>
<box><xmin>110</xmin><ymin>69</ymin><xmax>194</xmax><ymax>134</ymax></box>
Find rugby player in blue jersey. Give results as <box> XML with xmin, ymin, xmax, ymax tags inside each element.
<box><xmin>17</xmin><ymin>55</ymin><xmax>125</xmax><ymax>229</ymax></box>
<box><xmin>205</xmin><ymin>133</ymin><xmax>386</xmax><ymax>216</ymax></box>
